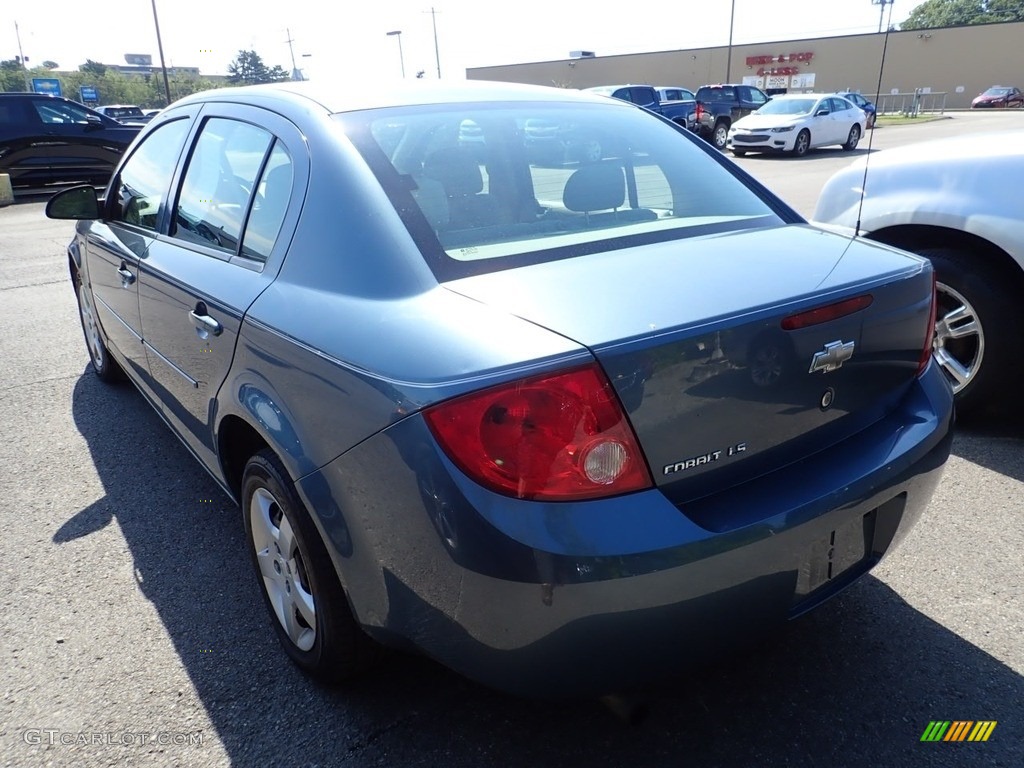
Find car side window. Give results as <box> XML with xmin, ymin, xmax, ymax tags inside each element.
<box><xmin>31</xmin><ymin>99</ymin><xmax>94</xmax><ymax>125</ymax></box>
<box><xmin>240</xmin><ymin>142</ymin><xmax>293</xmax><ymax>263</ymax></box>
<box><xmin>110</xmin><ymin>118</ymin><xmax>191</xmax><ymax>231</ymax></box>
<box><xmin>173</xmin><ymin>118</ymin><xmax>272</xmax><ymax>256</ymax></box>
<box><xmin>748</xmin><ymin>88</ymin><xmax>767</xmax><ymax>107</ymax></box>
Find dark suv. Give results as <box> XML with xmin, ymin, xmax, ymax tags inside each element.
<box><xmin>0</xmin><ymin>93</ymin><xmax>142</xmax><ymax>190</ymax></box>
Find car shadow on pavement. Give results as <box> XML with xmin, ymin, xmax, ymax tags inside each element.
<box><xmin>61</xmin><ymin>367</ymin><xmax>1022</xmax><ymax>767</ymax></box>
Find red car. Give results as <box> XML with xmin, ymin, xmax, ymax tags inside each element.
<box><xmin>971</xmin><ymin>86</ymin><xmax>1024</xmax><ymax>108</ymax></box>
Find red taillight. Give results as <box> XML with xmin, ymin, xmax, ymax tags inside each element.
<box><xmin>918</xmin><ymin>271</ymin><xmax>938</xmax><ymax>376</ymax></box>
<box><xmin>695</xmin><ymin>103</ymin><xmax>704</xmax><ymax>121</ymax></box>
<box><xmin>423</xmin><ymin>364</ymin><xmax>653</xmax><ymax>501</ymax></box>
<box><xmin>781</xmin><ymin>294</ymin><xmax>874</xmax><ymax>331</ymax></box>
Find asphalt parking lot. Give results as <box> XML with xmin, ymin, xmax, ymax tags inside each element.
<box><xmin>1</xmin><ymin>111</ymin><xmax>1021</xmax><ymax>768</ymax></box>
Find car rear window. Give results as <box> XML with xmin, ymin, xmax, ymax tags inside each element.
<box><xmin>336</xmin><ymin>101</ymin><xmax>786</xmax><ymax>279</ymax></box>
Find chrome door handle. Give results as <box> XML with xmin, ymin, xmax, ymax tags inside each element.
<box><xmin>117</xmin><ymin>266</ymin><xmax>135</xmax><ymax>286</ymax></box>
<box><xmin>189</xmin><ymin>309</ymin><xmax>223</xmax><ymax>338</ymax></box>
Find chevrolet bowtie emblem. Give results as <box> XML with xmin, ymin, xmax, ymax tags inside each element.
<box><xmin>809</xmin><ymin>340</ymin><xmax>855</xmax><ymax>373</ymax></box>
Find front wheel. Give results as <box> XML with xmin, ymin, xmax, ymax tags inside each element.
<box><xmin>842</xmin><ymin>124</ymin><xmax>861</xmax><ymax>151</ymax></box>
<box><xmin>242</xmin><ymin>449</ymin><xmax>380</xmax><ymax>682</ymax></box>
<box><xmin>917</xmin><ymin>247</ymin><xmax>1024</xmax><ymax>415</ymax></box>
<box><xmin>74</xmin><ymin>269</ymin><xmax>124</xmax><ymax>383</ymax></box>
<box><xmin>790</xmin><ymin>129</ymin><xmax>811</xmax><ymax>157</ymax></box>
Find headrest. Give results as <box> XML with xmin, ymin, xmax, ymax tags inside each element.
<box><xmin>422</xmin><ymin>147</ymin><xmax>484</xmax><ymax>196</ymax></box>
<box><xmin>562</xmin><ymin>163</ymin><xmax>625</xmax><ymax>212</ymax></box>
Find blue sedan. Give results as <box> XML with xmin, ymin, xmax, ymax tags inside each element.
<box><xmin>46</xmin><ymin>80</ymin><xmax>952</xmax><ymax>698</ymax></box>
<box><xmin>837</xmin><ymin>91</ymin><xmax>877</xmax><ymax>129</ymax></box>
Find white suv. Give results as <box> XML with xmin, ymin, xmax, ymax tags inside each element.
<box><xmin>814</xmin><ymin>131</ymin><xmax>1024</xmax><ymax>415</ymax></box>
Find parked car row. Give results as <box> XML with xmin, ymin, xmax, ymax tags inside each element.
<box><xmin>44</xmin><ymin>79</ymin><xmax>953</xmax><ymax>699</ymax></box>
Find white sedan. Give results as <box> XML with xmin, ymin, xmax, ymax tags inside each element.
<box><xmin>728</xmin><ymin>94</ymin><xmax>865</xmax><ymax>157</ymax></box>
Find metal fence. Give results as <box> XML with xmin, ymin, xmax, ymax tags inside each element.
<box><xmin>875</xmin><ymin>91</ymin><xmax>948</xmax><ymax>116</ymax></box>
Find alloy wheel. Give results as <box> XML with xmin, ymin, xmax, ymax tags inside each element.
<box><xmin>249</xmin><ymin>486</ymin><xmax>317</xmax><ymax>651</ymax></box>
<box><xmin>932</xmin><ymin>281</ymin><xmax>985</xmax><ymax>394</ymax></box>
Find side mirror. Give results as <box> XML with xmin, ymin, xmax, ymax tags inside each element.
<box><xmin>815</xmin><ymin>109</ymin><xmax>829</xmax><ymax>116</ymax></box>
<box><xmin>46</xmin><ymin>185</ymin><xmax>101</xmax><ymax>220</ymax></box>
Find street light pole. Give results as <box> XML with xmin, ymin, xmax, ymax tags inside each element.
<box><xmin>386</xmin><ymin>30</ymin><xmax>405</xmax><ymax>78</ymax></box>
<box><xmin>149</xmin><ymin>0</ymin><xmax>173</xmax><ymax>106</ymax></box>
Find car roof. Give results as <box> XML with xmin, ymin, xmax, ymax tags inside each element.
<box><xmin>173</xmin><ymin>80</ymin><xmax>611</xmax><ymax>115</ymax></box>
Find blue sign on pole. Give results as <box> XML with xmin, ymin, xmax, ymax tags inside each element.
<box><xmin>31</xmin><ymin>78</ymin><xmax>62</xmax><ymax>97</ymax></box>
<box><xmin>80</xmin><ymin>86</ymin><xmax>99</xmax><ymax>103</ymax></box>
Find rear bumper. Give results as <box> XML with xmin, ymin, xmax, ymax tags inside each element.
<box><xmin>299</xmin><ymin>361</ymin><xmax>953</xmax><ymax>698</ymax></box>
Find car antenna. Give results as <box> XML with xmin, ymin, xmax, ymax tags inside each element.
<box><xmin>855</xmin><ymin>6</ymin><xmax>896</xmax><ymax>237</ymax></box>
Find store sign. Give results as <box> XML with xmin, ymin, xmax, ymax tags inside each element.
<box><xmin>31</xmin><ymin>78</ymin><xmax>62</xmax><ymax>97</ymax></box>
<box><xmin>746</xmin><ymin>51</ymin><xmax>814</xmax><ymax>77</ymax></box>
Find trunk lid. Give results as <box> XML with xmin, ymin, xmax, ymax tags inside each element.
<box><xmin>443</xmin><ymin>225</ymin><xmax>934</xmax><ymax>503</ymax></box>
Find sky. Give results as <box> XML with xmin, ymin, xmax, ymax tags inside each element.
<box><xmin>5</xmin><ymin>1</ymin><xmax>912</xmax><ymax>80</ymax></box>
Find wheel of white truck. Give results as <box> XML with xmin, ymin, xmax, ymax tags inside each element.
<box><xmin>916</xmin><ymin>247</ymin><xmax>1023</xmax><ymax>416</ymax></box>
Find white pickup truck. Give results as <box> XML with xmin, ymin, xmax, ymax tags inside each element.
<box><xmin>814</xmin><ymin>131</ymin><xmax>1024</xmax><ymax>416</ymax></box>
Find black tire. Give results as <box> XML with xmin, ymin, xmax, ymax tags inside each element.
<box><xmin>73</xmin><ymin>267</ymin><xmax>124</xmax><ymax>383</ymax></box>
<box><xmin>916</xmin><ymin>247</ymin><xmax>1024</xmax><ymax>416</ymax></box>
<box><xmin>711</xmin><ymin>121</ymin><xmax>729</xmax><ymax>150</ymax></box>
<box><xmin>791</xmin><ymin>129</ymin><xmax>811</xmax><ymax>157</ymax></box>
<box><xmin>242</xmin><ymin>449</ymin><xmax>380</xmax><ymax>682</ymax></box>
<box><xmin>842</xmin><ymin>124</ymin><xmax>861</xmax><ymax>151</ymax></box>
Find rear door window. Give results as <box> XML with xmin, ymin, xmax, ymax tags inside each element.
<box><xmin>172</xmin><ymin>117</ymin><xmax>273</xmax><ymax>256</ymax></box>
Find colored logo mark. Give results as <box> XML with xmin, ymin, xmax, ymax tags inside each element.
<box><xmin>920</xmin><ymin>721</ymin><xmax>997</xmax><ymax>742</ymax></box>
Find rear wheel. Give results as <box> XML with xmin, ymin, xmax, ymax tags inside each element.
<box><xmin>73</xmin><ymin>268</ymin><xmax>124</xmax><ymax>383</ymax></box>
<box><xmin>916</xmin><ymin>247</ymin><xmax>1024</xmax><ymax>415</ymax></box>
<box><xmin>791</xmin><ymin>129</ymin><xmax>811</xmax><ymax>157</ymax></box>
<box><xmin>842</xmin><ymin>124</ymin><xmax>861</xmax><ymax>151</ymax></box>
<box><xmin>711</xmin><ymin>121</ymin><xmax>729</xmax><ymax>150</ymax></box>
<box><xmin>242</xmin><ymin>449</ymin><xmax>380</xmax><ymax>682</ymax></box>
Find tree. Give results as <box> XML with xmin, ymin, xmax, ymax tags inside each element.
<box><xmin>901</xmin><ymin>0</ymin><xmax>1024</xmax><ymax>30</ymax></box>
<box><xmin>0</xmin><ymin>58</ymin><xmax>27</xmax><ymax>92</ymax></box>
<box><xmin>79</xmin><ymin>59</ymin><xmax>107</xmax><ymax>76</ymax></box>
<box><xmin>227</xmin><ymin>50</ymin><xmax>289</xmax><ymax>85</ymax></box>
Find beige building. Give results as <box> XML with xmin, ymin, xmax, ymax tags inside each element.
<box><xmin>466</xmin><ymin>21</ymin><xmax>1024</xmax><ymax>111</ymax></box>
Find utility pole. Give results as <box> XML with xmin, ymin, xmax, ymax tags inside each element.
<box><xmin>14</xmin><ymin>21</ymin><xmax>30</xmax><ymax>91</ymax></box>
<box><xmin>725</xmin><ymin>0</ymin><xmax>736</xmax><ymax>83</ymax></box>
<box><xmin>426</xmin><ymin>7</ymin><xmax>441</xmax><ymax>79</ymax></box>
<box><xmin>286</xmin><ymin>28</ymin><xmax>304</xmax><ymax>80</ymax></box>
<box><xmin>871</xmin><ymin>0</ymin><xmax>894</xmax><ymax>34</ymax></box>
<box><xmin>150</xmin><ymin>0</ymin><xmax>173</xmax><ymax>106</ymax></box>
